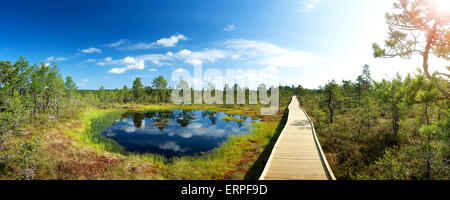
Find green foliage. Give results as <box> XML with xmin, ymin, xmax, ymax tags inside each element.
<box><xmin>366</xmin><ymin>120</ymin><xmax>449</xmax><ymax>180</ymax></box>
<box><xmin>374</xmin><ymin>0</ymin><xmax>449</xmax><ymax>59</ymax></box>
<box><xmin>354</xmin><ymin>65</ymin><xmax>378</xmax><ymax>141</ymax></box>
<box><xmin>65</xmin><ymin>76</ymin><xmax>77</xmax><ymax>91</ymax></box>
<box><xmin>0</xmin><ymin>58</ymin><xmax>33</xmax><ymax>134</ymax></box>
<box><xmin>151</xmin><ymin>76</ymin><xmax>168</xmax><ymax>102</ymax></box>
<box><xmin>80</xmin><ymin>110</ymin><xmax>125</xmax><ymax>153</ymax></box>
<box><xmin>65</xmin><ymin>75</ymin><xmax>78</xmax><ymax>103</ymax></box>
<box><xmin>288</xmin><ymin>65</ymin><xmax>448</xmax><ymax>180</ymax></box>
<box><xmin>373</xmin><ymin>0</ymin><xmax>449</xmax><ymax>97</ymax></box>
<box><xmin>132</xmin><ymin>77</ymin><xmax>144</xmax><ymax>102</ymax></box>
<box><xmin>323</xmin><ymin>80</ymin><xmax>341</xmax><ymax>124</ymax></box>
<box><xmin>163</xmin><ymin>119</ymin><xmax>281</xmax><ymax>180</ymax></box>
<box><xmin>0</xmin><ymin>90</ymin><xmax>29</xmax><ymax>133</ymax></box>
<box><xmin>1</xmin><ymin>52</ymin><xmax>448</xmax><ymax>180</ymax></box>
<box><xmin>152</xmin><ymin>75</ymin><xmax>168</xmax><ymax>90</ymax></box>
<box><xmin>1</xmin><ymin>137</ymin><xmax>42</xmax><ymax>180</ymax></box>
<box><xmin>372</xmin><ymin>43</ymin><xmax>386</xmax><ymax>58</ymax></box>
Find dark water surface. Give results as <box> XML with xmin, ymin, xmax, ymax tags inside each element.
<box><xmin>101</xmin><ymin>109</ymin><xmax>258</xmax><ymax>157</ymax></box>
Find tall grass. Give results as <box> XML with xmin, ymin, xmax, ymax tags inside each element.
<box><xmin>65</xmin><ymin>109</ymin><xmax>125</xmax><ymax>153</ymax></box>
<box><xmin>61</xmin><ymin>104</ymin><xmax>285</xmax><ymax>179</ymax></box>
<box><xmin>164</xmin><ymin>121</ymin><xmax>280</xmax><ymax>180</ymax></box>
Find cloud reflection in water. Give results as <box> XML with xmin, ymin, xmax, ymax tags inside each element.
<box><xmin>102</xmin><ymin>109</ymin><xmax>258</xmax><ymax>157</ymax></box>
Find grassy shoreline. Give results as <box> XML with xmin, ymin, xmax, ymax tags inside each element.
<box><xmin>1</xmin><ymin>104</ymin><xmax>286</xmax><ymax>180</ymax></box>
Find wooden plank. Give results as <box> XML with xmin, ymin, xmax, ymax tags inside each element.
<box><xmin>259</xmin><ymin>96</ymin><xmax>335</xmax><ymax>180</ymax></box>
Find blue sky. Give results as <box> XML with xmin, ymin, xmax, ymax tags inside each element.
<box><xmin>1</xmin><ymin>0</ymin><xmax>448</xmax><ymax>89</ymax></box>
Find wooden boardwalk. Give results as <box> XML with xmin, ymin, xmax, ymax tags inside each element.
<box><xmin>259</xmin><ymin>96</ymin><xmax>335</xmax><ymax>180</ymax></box>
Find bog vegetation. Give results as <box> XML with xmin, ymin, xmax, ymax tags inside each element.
<box><xmin>0</xmin><ymin>59</ymin><xmax>289</xmax><ymax>179</ymax></box>
<box><xmin>0</xmin><ymin>0</ymin><xmax>448</xmax><ymax>180</ymax></box>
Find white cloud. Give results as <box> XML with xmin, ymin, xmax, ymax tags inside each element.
<box><xmin>156</xmin><ymin>34</ymin><xmax>188</xmax><ymax>47</ymax></box>
<box><xmin>85</xmin><ymin>58</ymin><xmax>96</xmax><ymax>63</ymax></box>
<box><xmin>224</xmin><ymin>39</ymin><xmax>321</xmax><ymax>68</ymax></box>
<box><xmin>105</xmin><ymin>48</ymin><xmax>228</xmax><ymax>73</ymax></box>
<box><xmin>104</xmin><ymin>39</ymin><xmax>318</xmax><ymax>76</ymax></box>
<box><xmin>108</xmin><ymin>67</ymin><xmax>128</xmax><ymax>74</ymax></box>
<box><xmin>82</xmin><ymin>79</ymin><xmax>89</xmax><ymax>82</ymax></box>
<box><xmin>138</xmin><ymin>54</ymin><xmax>173</xmax><ymax>66</ymax></box>
<box><xmin>127</xmin><ymin>42</ymin><xmax>154</xmax><ymax>50</ymax></box>
<box><xmin>108</xmin><ymin>59</ymin><xmax>145</xmax><ymax>74</ymax></box>
<box><xmin>103</xmin><ymin>54</ymin><xmax>169</xmax><ymax>74</ymax></box>
<box><xmin>124</xmin><ymin>126</ymin><xmax>136</xmax><ymax>133</ymax></box>
<box><xmin>107</xmin><ymin>39</ymin><xmax>127</xmax><ymax>47</ymax></box>
<box><xmin>224</xmin><ymin>24</ymin><xmax>236</xmax><ymax>31</ymax></box>
<box><xmin>158</xmin><ymin>141</ymin><xmax>187</xmax><ymax>152</ymax></box>
<box><xmin>97</xmin><ymin>62</ymin><xmax>106</xmax><ymax>66</ymax></box>
<box><xmin>126</xmin><ymin>59</ymin><xmax>145</xmax><ymax>70</ymax></box>
<box><xmin>148</xmin><ymin>68</ymin><xmax>157</xmax><ymax>72</ymax></box>
<box><xmin>199</xmin><ymin>65</ymin><xmax>280</xmax><ymax>90</ymax></box>
<box><xmin>173</xmin><ymin>49</ymin><xmax>227</xmax><ymax>65</ymax></box>
<box><xmin>174</xmin><ymin>68</ymin><xmax>187</xmax><ymax>73</ymax></box>
<box><xmin>45</xmin><ymin>56</ymin><xmax>68</xmax><ymax>62</ymax></box>
<box><xmin>118</xmin><ymin>34</ymin><xmax>188</xmax><ymax>50</ymax></box>
<box><xmin>81</xmin><ymin>47</ymin><xmax>101</xmax><ymax>54</ymax></box>
<box><xmin>298</xmin><ymin>0</ymin><xmax>320</xmax><ymax>13</ymax></box>
<box><xmin>122</xmin><ymin>56</ymin><xmax>136</xmax><ymax>64</ymax></box>
<box><xmin>96</xmin><ymin>57</ymin><xmax>113</xmax><ymax>66</ymax></box>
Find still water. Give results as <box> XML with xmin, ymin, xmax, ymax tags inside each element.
<box><xmin>101</xmin><ymin>109</ymin><xmax>258</xmax><ymax>157</ymax></box>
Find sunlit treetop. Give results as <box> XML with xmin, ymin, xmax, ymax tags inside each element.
<box><xmin>373</xmin><ymin>0</ymin><xmax>449</xmax><ymax>59</ymax></box>
<box><xmin>372</xmin><ymin>0</ymin><xmax>449</xmax><ymax>97</ymax></box>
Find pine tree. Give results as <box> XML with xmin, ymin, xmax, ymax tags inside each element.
<box><xmin>132</xmin><ymin>77</ymin><xmax>144</xmax><ymax>102</ymax></box>
<box><xmin>372</xmin><ymin>0</ymin><xmax>449</xmax><ymax>97</ymax></box>
<box><xmin>323</xmin><ymin>80</ymin><xmax>341</xmax><ymax>124</ymax></box>
<box><xmin>65</xmin><ymin>76</ymin><xmax>78</xmax><ymax>117</ymax></box>
<box><xmin>356</xmin><ymin>65</ymin><xmax>377</xmax><ymax>142</ymax></box>
<box><xmin>151</xmin><ymin>76</ymin><xmax>167</xmax><ymax>102</ymax></box>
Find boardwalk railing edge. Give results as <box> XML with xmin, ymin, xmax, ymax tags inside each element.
<box><xmin>258</xmin><ymin>100</ymin><xmax>291</xmax><ymax>180</ymax></box>
<box><xmin>297</xmin><ymin>100</ymin><xmax>336</xmax><ymax>180</ymax></box>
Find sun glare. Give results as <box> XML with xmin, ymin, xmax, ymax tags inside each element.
<box><xmin>430</xmin><ymin>0</ymin><xmax>450</xmax><ymax>14</ymax></box>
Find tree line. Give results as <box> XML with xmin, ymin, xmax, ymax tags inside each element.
<box><xmin>0</xmin><ymin>57</ymin><xmax>175</xmax><ymax>137</ymax></box>
<box><xmin>282</xmin><ymin>64</ymin><xmax>448</xmax><ymax>179</ymax></box>
<box><xmin>1</xmin><ymin>56</ymin><xmax>447</xmax><ymax>179</ymax></box>
<box><xmin>288</xmin><ymin>0</ymin><xmax>449</xmax><ymax>179</ymax></box>
<box><xmin>0</xmin><ymin>57</ymin><xmax>277</xmax><ymax>136</ymax></box>
<box><xmin>1</xmin><ymin>58</ymin><xmax>68</xmax><ymax>134</ymax></box>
